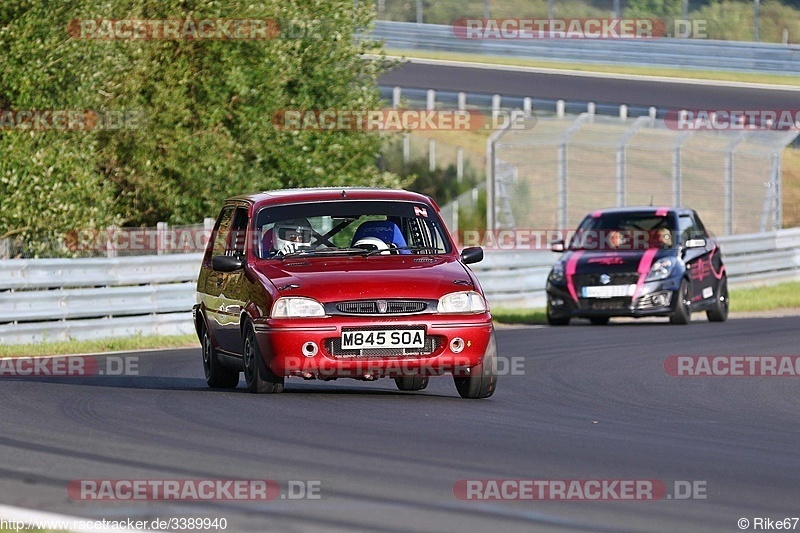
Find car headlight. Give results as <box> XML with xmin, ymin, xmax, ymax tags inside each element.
<box><xmin>549</xmin><ymin>264</ymin><xmax>565</xmax><ymax>283</ymax></box>
<box><xmin>272</xmin><ymin>297</ymin><xmax>326</xmax><ymax>318</ymax></box>
<box><xmin>437</xmin><ymin>291</ymin><xmax>487</xmax><ymax>314</ymax></box>
<box><xmin>645</xmin><ymin>257</ymin><xmax>675</xmax><ymax>282</ymax></box>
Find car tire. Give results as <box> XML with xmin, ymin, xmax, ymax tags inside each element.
<box><xmin>669</xmin><ymin>279</ymin><xmax>692</xmax><ymax>325</ymax></box>
<box><xmin>202</xmin><ymin>326</ymin><xmax>240</xmax><ymax>389</ymax></box>
<box><xmin>706</xmin><ymin>275</ymin><xmax>729</xmax><ymax>322</ymax></box>
<box><xmin>453</xmin><ymin>331</ymin><xmax>498</xmax><ymax>399</ymax></box>
<box><xmin>547</xmin><ymin>303</ymin><xmax>570</xmax><ymax>326</ymax></box>
<box><xmin>243</xmin><ymin>323</ymin><xmax>284</xmax><ymax>394</ymax></box>
<box><xmin>394</xmin><ymin>376</ymin><xmax>429</xmax><ymax>391</ymax></box>
<box><xmin>589</xmin><ymin>317</ymin><xmax>610</xmax><ymax>325</ymax></box>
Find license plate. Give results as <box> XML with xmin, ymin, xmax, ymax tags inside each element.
<box><xmin>582</xmin><ymin>284</ymin><xmax>635</xmax><ymax>298</ymax></box>
<box><xmin>341</xmin><ymin>329</ymin><xmax>425</xmax><ymax>350</ymax></box>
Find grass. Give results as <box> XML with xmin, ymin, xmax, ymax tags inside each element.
<box><xmin>492</xmin><ymin>308</ymin><xmax>549</xmax><ymax>325</ymax></box>
<box><xmin>0</xmin><ymin>334</ymin><xmax>198</xmax><ymax>358</ymax></box>
<box><xmin>381</xmin><ymin>49</ymin><xmax>800</xmax><ymax>87</ymax></box>
<box><xmin>729</xmin><ymin>281</ymin><xmax>800</xmax><ymax>312</ymax></box>
<box><xmin>491</xmin><ymin>281</ymin><xmax>800</xmax><ymax>324</ymax></box>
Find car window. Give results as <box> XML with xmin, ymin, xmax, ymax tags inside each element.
<box><xmin>678</xmin><ymin>214</ymin><xmax>704</xmax><ymax>243</ymax></box>
<box><xmin>570</xmin><ymin>213</ymin><xmax>676</xmax><ymax>251</ymax></box>
<box><xmin>227</xmin><ymin>207</ymin><xmax>249</xmax><ymax>257</ymax></box>
<box><xmin>254</xmin><ymin>200</ymin><xmax>451</xmax><ymax>259</ymax></box>
<box><xmin>211</xmin><ymin>206</ymin><xmax>235</xmax><ymax>257</ymax></box>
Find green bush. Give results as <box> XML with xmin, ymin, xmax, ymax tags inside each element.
<box><xmin>0</xmin><ymin>0</ymin><xmax>402</xmax><ymax>256</ymax></box>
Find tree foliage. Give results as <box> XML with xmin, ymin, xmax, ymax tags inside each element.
<box><xmin>0</xmin><ymin>0</ymin><xmax>401</xmax><ymax>255</ymax></box>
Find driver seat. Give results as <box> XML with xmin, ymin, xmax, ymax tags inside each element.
<box><xmin>351</xmin><ymin>220</ymin><xmax>409</xmax><ymax>253</ymax></box>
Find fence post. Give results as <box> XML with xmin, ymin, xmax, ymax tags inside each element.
<box><xmin>106</xmin><ymin>225</ymin><xmax>119</xmax><ymax>258</ymax></box>
<box><xmin>486</xmin><ymin>120</ymin><xmax>514</xmax><ymax>231</ymax></box>
<box><xmin>157</xmin><ymin>222</ymin><xmax>168</xmax><ymax>255</ymax></box>
<box><xmin>556</xmin><ymin>100</ymin><xmax>565</xmax><ymax>118</ymax></box>
<box><xmin>558</xmin><ymin>144</ymin><xmax>568</xmax><ymax>229</ymax></box>
<box><xmin>587</xmin><ymin>102</ymin><xmax>596</xmax><ymax>117</ymax></box>
<box><xmin>457</xmin><ymin>147</ymin><xmax>464</xmax><ymax>182</ymax></box>
<box><xmin>523</xmin><ymin>97</ymin><xmax>532</xmax><ymax>117</ymax></box>
<box><xmin>392</xmin><ymin>86</ymin><xmax>401</xmax><ymax>108</ymax></box>
<box><xmin>724</xmin><ymin>151</ymin><xmax>734</xmax><ymax>236</ymax></box>
<box><xmin>457</xmin><ymin>92</ymin><xmax>466</xmax><ymax>111</ymax></box>
<box><xmin>492</xmin><ymin>94</ymin><xmax>501</xmax><ymax>122</ymax></box>
<box><xmin>619</xmin><ymin>105</ymin><xmax>627</xmax><ymax>120</ymax></box>
<box><xmin>427</xmin><ymin>90</ymin><xmax>436</xmax><ymax>171</ymax></box>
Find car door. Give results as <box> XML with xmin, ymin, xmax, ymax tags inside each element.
<box><xmin>204</xmin><ymin>206</ymin><xmax>235</xmax><ymax>348</ymax></box>
<box><xmin>678</xmin><ymin>212</ymin><xmax>714</xmax><ymax>305</ymax></box>
<box><xmin>214</xmin><ymin>206</ymin><xmax>250</xmax><ymax>354</ymax></box>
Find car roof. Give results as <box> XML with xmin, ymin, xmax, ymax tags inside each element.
<box><xmin>225</xmin><ymin>187</ymin><xmax>436</xmax><ymax>208</ymax></box>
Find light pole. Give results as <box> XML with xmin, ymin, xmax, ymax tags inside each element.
<box><xmin>754</xmin><ymin>0</ymin><xmax>760</xmax><ymax>41</ymax></box>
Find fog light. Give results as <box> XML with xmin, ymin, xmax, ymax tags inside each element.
<box><xmin>651</xmin><ymin>293</ymin><xmax>670</xmax><ymax>307</ymax></box>
<box><xmin>551</xmin><ymin>298</ymin><xmax>565</xmax><ymax>306</ymax></box>
<box><xmin>450</xmin><ymin>337</ymin><xmax>465</xmax><ymax>353</ymax></box>
<box><xmin>302</xmin><ymin>341</ymin><xmax>318</xmax><ymax>357</ymax></box>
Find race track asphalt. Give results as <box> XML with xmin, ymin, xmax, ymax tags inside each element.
<box><xmin>1</xmin><ymin>315</ymin><xmax>799</xmax><ymax>532</ymax></box>
<box><xmin>378</xmin><ymin>61</ymin><xmax>800</xmax><ymax>110</ymax></box>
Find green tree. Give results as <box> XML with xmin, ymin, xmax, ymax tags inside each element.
<box><xmin>0</xmin><ymin>0</ymin><xmax>402</xmax><ymax>255</ymax></box>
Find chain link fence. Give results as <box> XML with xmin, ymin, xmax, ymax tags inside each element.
<box><xmin>490</xmin><ymin>113</ymin><xmax>799</xmax><ymax>235</ymax></box>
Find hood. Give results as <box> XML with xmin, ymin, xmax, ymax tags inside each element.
<box><xmin>253</xmin><ymin>255</ymin><xmax>474</xmax><ymax>302</ymax></box>
<box><xmin>559</xmin><ymin>249</ymin><xmax>674</xmax><ymax>274</ymax></box>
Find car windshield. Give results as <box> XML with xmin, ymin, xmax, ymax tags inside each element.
<box><xmin>254</xmin><ymin>200</ymin><xmax>452</xmax><ymax>259</ymax></box>
<box><xmin>569</xmin><ymin>213</ymin><xmax>676</xmax><ymax>251</ymax></box>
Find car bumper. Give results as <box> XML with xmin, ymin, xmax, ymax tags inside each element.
<box><xmin>546</xmin><ymin>278</ymin><xmax>682</xmax><ymax>318</ymax></box>
<box><xmin>252</xmin><ymin>313</ymin><xmax>494</xmax><ymax>378</ymax></box>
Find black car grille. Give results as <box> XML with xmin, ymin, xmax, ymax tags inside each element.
<box><xmin>334</xmin><ymin>300</ymin><xmax>428</xmax><ymax>315</ymax></box>
<box><xmin>325</xmin><ymin>335</ymin><xmax>442</xmax><ymax>358</ymax></box>
<box><xmin>579</xmin><ymin>297</ymin><xmax>633</xmax><ymax>311</ymax></box>
<box><xmin>574</xmin><ymin>273</ymin><xmax>640</xmax><ymax>286</ymax></box>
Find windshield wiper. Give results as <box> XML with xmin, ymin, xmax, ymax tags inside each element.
<box><xmin>277</xmin><ymin>247</ymin><xmax>370</xmax><ymax>260</ymax></box>
<box><xmin>365</xmin><ymin>245</ymin><xmax>444</xmax><ymax>256</ymax></box>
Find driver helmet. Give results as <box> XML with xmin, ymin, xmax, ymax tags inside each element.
<box><xmin>273</xmin><ymin>218</ymin><xmax>313</xmax><ymax>253</ymax></box>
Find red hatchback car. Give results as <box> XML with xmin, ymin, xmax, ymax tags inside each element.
<box><xmin>192</xmin><ymin>188</ymin><xmax>497</xmax><ymax>398</ymax></box>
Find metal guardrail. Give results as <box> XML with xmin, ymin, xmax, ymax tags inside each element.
<box><xmin>0</xmin><ymin>229</ymin><xmax>798</xmax><ymax>344</ymax></box>
<box><xmin>373</xmin><ymin>21</ymin><xmax>800</xmax><ymax>75</ymax></box>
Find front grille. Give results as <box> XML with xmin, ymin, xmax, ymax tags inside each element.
<box><xmin>334</xmin><ymin>300</ymin><xmax>428</xmax><ymax>315</ymax></box>
<box><xmin>580</xmin><ymin>297</ymin><xmax>632</xmax><ymax>311</ymax></box>
<box><xmin>325</xmin><ymin>335</ymin><xmax>442</xmax><ymax>358</ymax></box>
<box><xmin>574</xmin><ymin>273</ymin><xmax>640</xmax><ymax>286</ymax></box>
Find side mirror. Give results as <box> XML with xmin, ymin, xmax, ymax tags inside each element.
<box><xmin>460</xmin><ymin>246</ymin><xmax>484</xmax><ymax>265</ymax></box>
<box><xmin>551</xmin><ymin>240</ymin><xmax>565</xmax><ymax>253</ymax></box>
<box><xmin>685</xmin><ymin>238</ymin><xmax>707</xmax><ymax>249</ymax></box>
<box><xmin>212</xmin><ymin>255</ymin><xmax>243</xmax><ymax>272</ymax></box>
